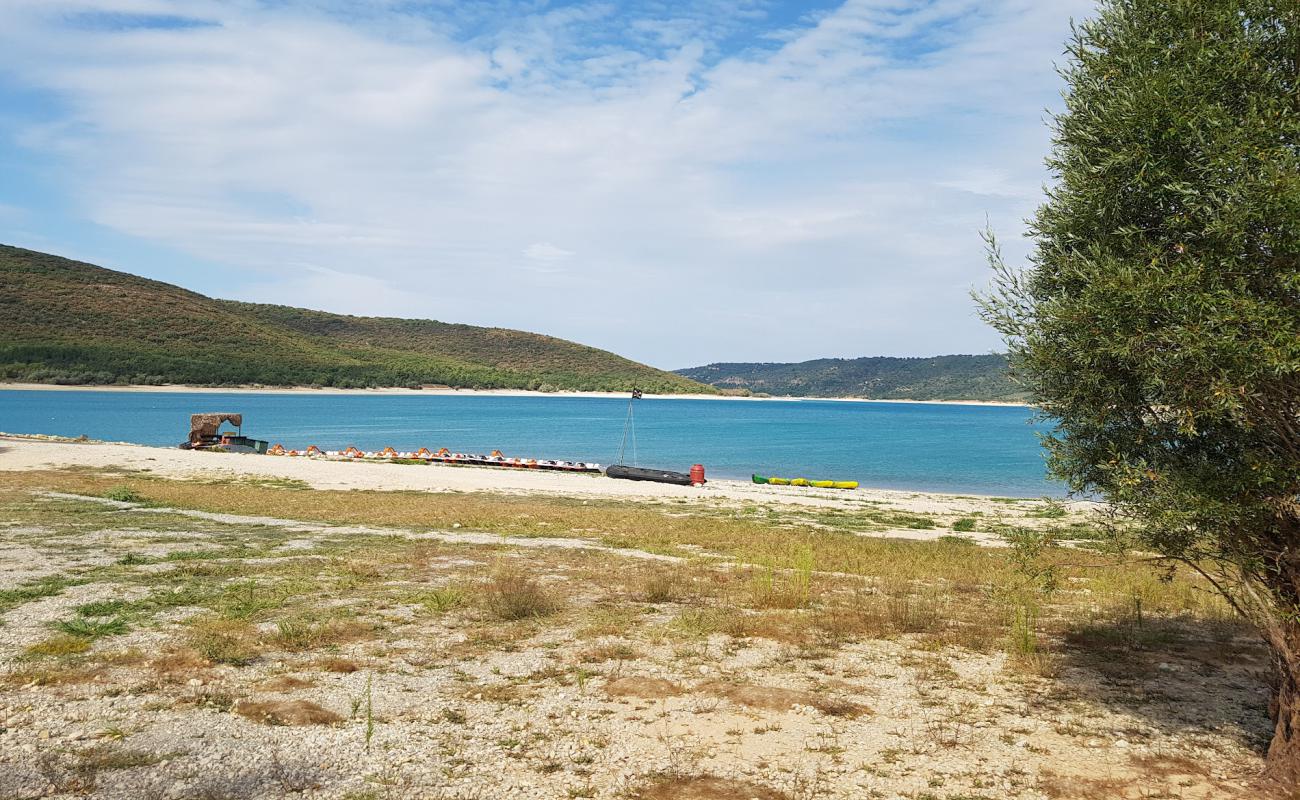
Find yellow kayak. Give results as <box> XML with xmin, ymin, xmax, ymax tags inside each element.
<box><xmin>753</xmin><ymin>474</ymin><xmax>858</xmax><ymax>490</ymax></box>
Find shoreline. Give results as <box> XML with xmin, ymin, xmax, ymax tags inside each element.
<box><xmin>0</xmin><ymin>435</ymin><xmax>1092</xmax><ymax>521</ymax></box>
<box><xmin>1</xmin><ymin>433</ymin><xmax>1067</xmax><ymax>503</ymax></box>
<box><xmin>0</xmin><ymin>382</ymin><xmax>1031</xmax><ymax>408</ymax></box>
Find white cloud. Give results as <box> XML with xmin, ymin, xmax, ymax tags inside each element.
<box><xmin>523</xmin><ymin>242</ymin><xmax>575</xmax><ymax>262</ymax></box>
<box><xmin>0</xmin><ymin>0</ymin><xmax>1096</xmax><ymax>366</ymax></box>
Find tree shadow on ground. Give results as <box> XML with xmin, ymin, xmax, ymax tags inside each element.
<box><xmin>1</xmin><ymin>745</ymin><xmax>338</xmax><ymax>800</ymax></box>
<box><xmin>1041</xmin><ymin>611</ymin><xmax>1297</xmax><ymax>799</ymax></box>
<box><xmin>1047</xmin><ymin>612</ymin><xmax>1273</xmax><ymax>755</ymax></box>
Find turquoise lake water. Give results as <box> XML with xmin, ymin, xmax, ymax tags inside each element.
<box><xmin>0</xmin><ymin>390</ymin><xmax>1060</xmax><ymax>497</ymax></box>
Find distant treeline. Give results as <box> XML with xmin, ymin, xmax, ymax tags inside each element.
<box><xmin>676</xmin><ymin>355</ymin><xmax>1025</xmax><ymax>401</ymax></box>
<box><xmin>0</xmin><ymin>244</ymin><xmax>712</xmax><ymax>394</ymax></box>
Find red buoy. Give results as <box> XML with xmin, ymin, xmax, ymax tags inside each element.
<box><xmin>689</xmin><ymin>464</ymin><xmax>706</xmax><ymax>486</ymax></box>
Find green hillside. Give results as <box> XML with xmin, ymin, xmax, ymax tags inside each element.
<box><xmin>676</xmin><ymin>355</ymin><xmax>1025</xmax><ymax>401</ymax></box>
<box><xmin>0</xmin><ymin>244</ymin><xmax>712</xmax><ymax>393</ymax></box>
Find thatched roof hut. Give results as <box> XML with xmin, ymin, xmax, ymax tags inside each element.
<box><xmin>189</xmin><ymin>413</ymin><xmax>242</xmax><ymax>444</ymax></box>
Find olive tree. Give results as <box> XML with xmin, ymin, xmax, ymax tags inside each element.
<box><xmin>978</xmin><ymin>0</ymin><xmax>1300</xmax><ymax>780</ymax></box>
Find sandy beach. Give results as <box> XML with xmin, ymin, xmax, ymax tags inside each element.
<box><xmin>0</xmin><ymin>382</ymin><xmax>1031</xmax><ymax>407</ymax></box>
<box><xmin>0</xmin><ymin>435</ymin><xmax>1090</xmax><ymax>545</ymax></box>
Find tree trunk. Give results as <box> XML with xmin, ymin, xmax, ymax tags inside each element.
<box><xmin>1264</xmin><ymin>529</ymin><xmax>1300</xmax><ymax>790</ymax></box>
<box><xmin>1267</xmin><ymin>633</ymin><xmax>1300</xmax><ymax>787</ymax></box>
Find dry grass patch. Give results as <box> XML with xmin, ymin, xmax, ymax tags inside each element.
<box><xmin>882</xmin><ymin>586</ymin><xmax>946</xmax><ymax>633</ymax></box>
<box><xmin>635</xmin><ymin>568</ymin><xmax>695</xmax><ymax>603</ymax></box>
<box><xmin>269</xmin><ymin>615</ymin><xmax>377</xmax><ymax>652</ymax></box>
<box><xmin>577</xmin><ymin>605</ymin><xmax>642</xmax><ymax>638</ymax></box>
<box><xmin>576</xmin><ymin>642</ymin><xmax>640</xmax><ymax>663</ymax></box>
<box><xmin>5</xmin><ymin>470</ymin><xmax>1021</xmax><ymax>585</ymax></box>
<box><xmin>187</xmin><ymin>617</ymin><xmax>262</xmax><ymax>665</ymax></box>
<box><xmin>482</xmin><ymin>569</ymin><xmax>562</xmax><ymax>621</ymax></box>
<box><xmin>810</xmin><ymin>605</ymin><xmax>891</xmax><ymax>641</ymax></box>
<box><xmin>76</xmin><ymin>745</ymin><xmax>162</xmax><ymax>770</ymax></box>
<box><xmin>721</xmin><ymin>609</ymin><xmax>820</xmax><ymax>645</ymax></box>
<box><xmin>630</xmin><ymin>776</ymin><xmax>788</xmax><ymax>800</ymax></box>
<box><xmin>465</xmin><ymin>682</ymin><xmax>531</xmax><ymax>704</ymax></box>
<box><xmin>449</xmin><ymin>620</ymin><xmax>541</xmax><ymax>656</ymax></box>
<box><xmin>701</xmin><ymin>682</ymin><xmax>869</xmax><ymax>718</ymax></box>
<box><xmin>313</xmin><ymin>656</ymin><xmax>361</xmax><ymax>673</ymax></box>
<box><xmin>233</xmin><ymin>699</ymin><xmax>343</xmax><ymax>726</ymax></box>
<box><xmin>259</xmin><ymin>675</ymin><xmax>316</xmax><ymax>692</ymax></box>
<box><xmin>8</xmin><ymin>469</ymin><xmax>1239</xmax><ymax>629</ymax></box>
<box><xmin>3</xmin><ymin>663</ymin><xmax>107</xmax><ymax>687</ymax></box>
<box><xmin>1037</xmin><ymin>765</ymin><xmax>1245</xmax><ymax>800</ymax></box>
<box><xmin>148</xmin><ymin>648</ymin><xmax>214</xmax><ymax>684</ymax></box>
<box><xmin>25</xmin><ymin>634</ymin><xmax>93</xmax><ymax>657</ymax></box>
<box><xmin>603</xmin><ymin>676</ymin><xmax>683</xmax><ymax>699</ymax></box>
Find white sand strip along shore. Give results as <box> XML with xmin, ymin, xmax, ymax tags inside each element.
<box><xmin>0</xmin><ymin>382</ymin><xmax>1030</xmax><ymax>407</ymax></box>
<box><xmin>0</xmin><ymin>436</ymin><xmax>1095</xmax><ymax>542</ymax></box>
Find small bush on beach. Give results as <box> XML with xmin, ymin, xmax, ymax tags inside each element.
<box><xmin>103</xmin><ymin>485</ymin><xmax>143</xmax><ymax>503</ymax></box>
<box><xmin>483</xmin><ymin>569</ymin><xmax>561</xmax><ymax>621</ymax></box>
<box><xmin>952</xmin><ymin>518</ymin><xmax>976</xmax><ymax>532</ymax></box>
<box><xmin>636</xmin><ymin>569</ymin><xmax>690</xmax><ymax>604</ymax></box>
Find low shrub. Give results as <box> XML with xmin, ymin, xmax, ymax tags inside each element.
<box><xmin>103</xmin><ymin>486</ymin><xmax>143</xmax><ymax>503</ymax></box>
<box><xmin>483</xmin><ymin>570</ymin><xmax>561</xmax><ymax>621</ymax></box>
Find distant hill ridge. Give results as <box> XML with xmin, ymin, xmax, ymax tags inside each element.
<box><xmin>676</xmin><ymin>355</ymin><xmax>1024</xmax><ymax>401</ymax></box>
<box><xmin>0</xmin><ymin>244</ymin><xmax>711</xmax><ymax>393</ymax></box>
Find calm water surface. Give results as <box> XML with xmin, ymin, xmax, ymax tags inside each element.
<box><xmin>0</xmin><ymin>390</ymin><xmax>1060</xmax><ymax>497</ymax></box>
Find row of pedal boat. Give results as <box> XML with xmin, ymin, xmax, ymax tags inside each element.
<box><xmin>260</xmin><ymin>445</ymin><xmax>855</xmax><ymax>488</ymax></box>
<box><xmin>265</xmin><ymin>444</ymin><xmax>602</xmax><ymax>473</ymax></box>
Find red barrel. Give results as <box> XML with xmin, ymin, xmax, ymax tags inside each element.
<box><xmin>689</xmin><ymin>464</ymin><xmax>706</xmax><ymax>486</ymax></box>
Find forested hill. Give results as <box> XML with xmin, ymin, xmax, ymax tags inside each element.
<box><xmin>0</xmin><ymin>244</ymin><xmax>712</xmax><ymax>393</ymax></box>
<box><xmin>676</xmin><ymin>355</ymin><xmax>1024</xmax><ymax>401</ymax></box>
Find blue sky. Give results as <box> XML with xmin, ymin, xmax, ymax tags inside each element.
<box><xmin>0</xmin><ymin>0</ymin><xmax>1096</xmax><ymax>368</ymax></box>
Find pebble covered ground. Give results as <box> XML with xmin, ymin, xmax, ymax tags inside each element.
<box><xmin>0</xmin><ymin>482</ymin><xmax>1275</xmax><ymax>800</ymax></box>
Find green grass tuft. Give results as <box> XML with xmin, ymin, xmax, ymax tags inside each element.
<box><xmin>54</xmin><ymin>616</ymin><xmax>129</xmax><ymax>639</ymax></box>
<box><xmin>104</xmin><ymin>486</ymin><xmax>144</xmax><ymax>503</ymax></box>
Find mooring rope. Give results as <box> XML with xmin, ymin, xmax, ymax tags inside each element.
<box><xmin>616</xmin><ymin>389</ymin><xmax>640</xmax><ymax>466</ymax></box>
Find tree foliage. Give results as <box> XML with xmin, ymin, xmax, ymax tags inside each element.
<box><xmin>978</xmin><ymin>0</ymin><xmax>1299</xmax><ymax>777</ymax></box>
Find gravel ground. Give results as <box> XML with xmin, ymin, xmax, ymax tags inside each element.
<box><xmin>0</xmin><ymin>490</ymin><xmax>1273</xmax><ymax>800</ymax></box>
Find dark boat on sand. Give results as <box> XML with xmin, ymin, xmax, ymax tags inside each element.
<box><xmin>605</xmin><ymin>464</ymin><xmax>694</xmax><ymax>486</ymax></box>
<box><xmin>602</xmin><ymin>389</ymin><xmax>702</xmax><ymax>486</ymax></box>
